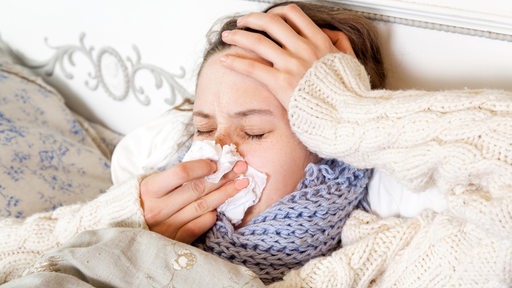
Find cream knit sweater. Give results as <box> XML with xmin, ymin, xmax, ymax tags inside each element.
<box><xmin>270</xmin><ymin>53</ymin><xmax>512</xmax><ymax>287</ymax></box>
<box><xmin>1</xmin><ymin>53</ymin><xmax>510</xmax><ymax>287</ymax></box>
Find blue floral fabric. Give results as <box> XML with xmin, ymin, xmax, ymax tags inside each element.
<box><xmin>0</xmin><ymin>62</ymin><xmax>113</xmax><ymax>218</ymax></box>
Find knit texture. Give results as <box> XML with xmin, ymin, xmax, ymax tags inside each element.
<box><xmin>289</xmin><ymin>53</ymin><xmax>512</xmax><ymax>195</ymax></box>
<box><xmin>198</xmin><ymin>158</ymin><xmax>370</xmax><ymax>284</ymax></box>
<box><xmin>2</xmin><ymin>52</ymin><xmax>511</xmax><ymax>287</ymax></box>
<box><xmin>268</xmin><ymin>52</ymin><xmax>512</xmax><ymax>287</ymax></box>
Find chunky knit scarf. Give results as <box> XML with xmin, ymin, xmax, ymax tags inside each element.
<box><xmin>196</xmin><ymin>158</ymin><xmax>371</xmax><ymax>284</ymax></box>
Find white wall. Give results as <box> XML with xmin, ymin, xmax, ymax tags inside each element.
<box><xmin>376</xmin><ymin>21</ymin><xmax>512</xmax><ymax>90</ymax></box>
<box><xmin>1</xmin><ymin>0</ymin><xmax>511</xmax><ymax>133</ymax></box>
<box><xmin>0</xmin><ymin>0</ymin><xmax>267</xmax><ymax>133</ymax></box>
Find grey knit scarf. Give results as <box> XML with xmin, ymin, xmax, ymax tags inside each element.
<box><xmin>195</xmin><ymin>158</ymin><xmax>371</xmax><ymax>284</ymax></box>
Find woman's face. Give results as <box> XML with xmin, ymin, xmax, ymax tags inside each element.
<box><xmin>194</xmin><ymin>46</ymin><xmax>317</xmax><ymax>225</ymax></box>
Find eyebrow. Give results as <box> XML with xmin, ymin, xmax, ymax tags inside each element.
<box><xmin>193</xmin><ymin>109</ymin><xmax>274</xmax><ymax>119</ymax></box>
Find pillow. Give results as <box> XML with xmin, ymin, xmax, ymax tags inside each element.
<box><xmin>0</xmin><ymin>53</ymin><xmax>114</xmax><ymax>218</ymax></box>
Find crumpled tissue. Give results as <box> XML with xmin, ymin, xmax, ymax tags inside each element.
<box><xmin>182</xmin><ymin>140</ymin><xmax>267</xmax><ymax>225</ymax></box>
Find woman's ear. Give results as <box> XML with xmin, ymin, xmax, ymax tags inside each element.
<box><xmin>321</xmin><ymin>28</ymin><xmax>356</xmax><ymax>57</ymax></box>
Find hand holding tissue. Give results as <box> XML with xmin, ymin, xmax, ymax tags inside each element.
<box><xmin>182</xmin><ymin>140</ymin><xmax>267</xmax><ymax>225</ymax></box>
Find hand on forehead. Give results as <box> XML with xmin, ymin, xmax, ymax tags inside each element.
<box><xmin>219</xmin><ymin>46</ymin><xmax>273</xmax><ymax>67</ymax></box>
<box><xmin>219</xmin><ymin>3</ymin><xmax>355</xmax><ymax>108</ymax></box>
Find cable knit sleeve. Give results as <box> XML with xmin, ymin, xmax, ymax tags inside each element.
<box><xmin>0</xmin><ymin>177</ymin><xmax>147</xmax><ymax>284</ymax></box>
<box><xmin>276</xmin><ymin>53</ymin><xmax>512</xmax><ymax>287</ymax></box>
<box><xmin>289</xmin><ymin>53</ymin><xmax>512</xmax><ymax>195</ymax></box>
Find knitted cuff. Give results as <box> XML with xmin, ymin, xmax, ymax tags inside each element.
<box><xmin>88</xmin><ymin>177</ymin><xmax>148</xmax><ymax>229</ymax></box>
<box><xmin>54</xmin><ymin>177</ymin><xmax>148</xmax><ymax>241</ymax></box>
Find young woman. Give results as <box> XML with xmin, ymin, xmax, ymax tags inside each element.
<box><xmin>1</xmin><ymin>1</ymin><xmax>511</xmax><ymax>287</ymax></box>
<box><xmin>0</xmin><ymin>1</ymin><xmax>381</xmax><ymax>285</ymax></box>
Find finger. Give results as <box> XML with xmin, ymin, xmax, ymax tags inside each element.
<box><xmin>221</xmin><ymin>53</ymin><xmax>293</xmax><ymax>108</ymax></box>
<box><xmin>159</xmin><ymin>178</ymin><xmax>249</xmax><ymax>238</ymax></box>
<box><xmin>219</xmin><ymin>160</ymin><xmax>248</xmax><ymax>181</ymax></box>
<box><xmin>177</xmin><ymin>160</ymin><xmax>246</xmax><ymax>200</ymax></box>
<box><xmin>267</xmin><ymin>4</ymin><xmax>327</xmax><ymax>46</ymax></box>
<box><xmin>174</xmin><ymin>211</ymin><xmax>217</xmax><ymax>244</ymax></box>
<box><xmin>220</xmin><ymin>53</ymin><xmax>276</xmax><ymax>85</ymax></box>
<box><xmin>322</xmin><ymin>29</ymin><xmax>356</xmax><ymax>57</ymax></box>
<box><xmin>222</xmin><ymin>29</ymin><xmax>288</xmax><ymax>64</ymax></box>
<box><xmin>236</xmin><ymin>12</ymin><xmax>308</xmax><ymax>51</ymax></box>
<box><xmin>141</xmin><ymin>159</ymin><xmax>216</xmax><ymax>198</ymax></box>
<box><xmin>269</xmin><ymin>5</ymin><xmax>339</xmax><ymax>58</ymax></box>
<box><xmin>147</xmin><ymin>161</ymin><xmax>248</xmax><ymax>224</ymax></box>
<box><xmin>171</xmin><ymin>178</ymin><xmax>249</xmax><ymax>229</ymax></box>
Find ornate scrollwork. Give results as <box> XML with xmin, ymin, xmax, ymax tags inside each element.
<box><xmin>22</xmin><ymin>33</ymin><xmax>193</xmax><ymax>106</ymax></box>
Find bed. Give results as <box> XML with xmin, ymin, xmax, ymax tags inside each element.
<box><xmin>1</xmin><ymin>0</ymin><xmax>511</xmax><ymax>286</ymax></box>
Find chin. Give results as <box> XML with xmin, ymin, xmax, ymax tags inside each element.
<box><xmin>237</xmin><ymin>204</ymin><xmax>263</xmax><ymax>228</ymax></box>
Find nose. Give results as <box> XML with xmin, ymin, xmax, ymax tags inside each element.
<box><xmin>215</xmin><ymin>132</ymin><xmax>234</xmax><ymax>147</ymax></box>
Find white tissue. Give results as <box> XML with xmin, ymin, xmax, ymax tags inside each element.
<box><xmin>182</xmin><ymin>140</ymin><xmax>267</xmax><ymax>225</ymax></box>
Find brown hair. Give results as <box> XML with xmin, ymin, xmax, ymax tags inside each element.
<box><xmin>200</xmin><ymin>1</ymin><xmax>386</xmax><ymax>89</ymax></box>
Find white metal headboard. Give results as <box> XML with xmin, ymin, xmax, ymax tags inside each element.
<box><xmin>333</xmin><ymin>0</ymin><xmax>512</xmax><ymax>41</ymax></box>
<box><xmin>256</xmin><ymin>0</ymin><xmax>512</xmax><ymax>41</ymax></box>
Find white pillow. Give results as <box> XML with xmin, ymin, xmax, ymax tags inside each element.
<box><xmin>368</xmin><ymin>169</ymin><xmax>447</xmax><ymax>218</ymax></box>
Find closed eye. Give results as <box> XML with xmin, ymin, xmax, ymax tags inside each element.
<box><xmin>245</xmin><ymin>132</ymin><xmax>265</xmax><ymax>140</ymax></box>
<box><xmin>195</xmin><ymin>129</ymin><xmax>215</xmax><ymax>137</ymax></box>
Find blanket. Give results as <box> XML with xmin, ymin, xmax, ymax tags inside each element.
<box><xmin>2</xmin><ymin>228</ymin><xmax>264</xmax><ymax>288</ymax></box>
<box><xmin>5</xmin><ymin>202</ymin><xmax>510</xmax><ymax>288</ymax></box>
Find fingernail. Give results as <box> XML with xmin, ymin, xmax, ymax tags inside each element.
<box><xmin>235</xmin><ymin>178</ymin><xmax>249</xmax><ymax>190</ymax></box>
<box><xmin>237</xmin><ymin>17</ymin><xmax>245</xmax><ymax>26</ymax></box>
<box><xmin>222</xmin><ymin>31</ymin><xmax>230</xmax><ymax>38</ymax></box>
<box><xmin>219</xmin><ymin>55</ymin><xmax>228</xmax><ymax>63</ymax></box>
<box><xmin>233</xmin><ymin>161</ymin><xmax>247</xmax><ymax>174</ymax></box>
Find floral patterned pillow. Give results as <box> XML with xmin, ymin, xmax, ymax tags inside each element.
<box><xmin>0</xmin><ymin>60</ymin><xmax>113</xmax><ymax>218</ymax></box>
